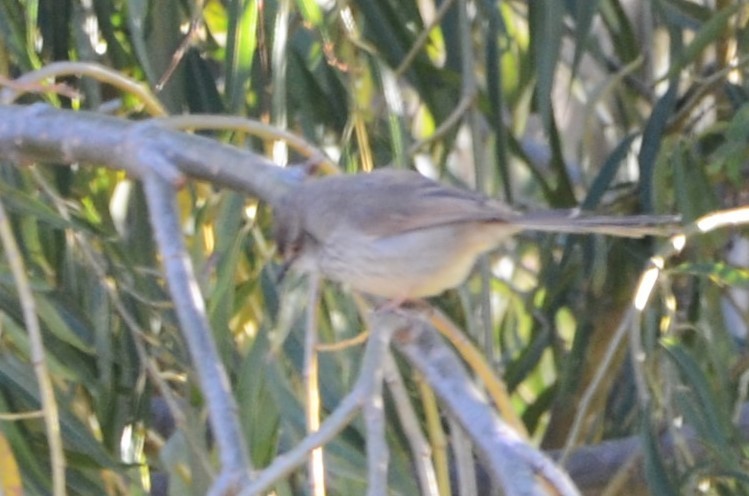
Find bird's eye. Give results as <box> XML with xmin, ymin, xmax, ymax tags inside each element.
<box><xmin>288</xmin><ymin>239</ymin><xmax>302</xmax><ymax>257</ymax></box>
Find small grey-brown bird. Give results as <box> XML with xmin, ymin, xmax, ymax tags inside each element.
<box><xmin>273</xmin><ymin>168</ymin><xmax>676</xmax><ymax>300</ymax></box>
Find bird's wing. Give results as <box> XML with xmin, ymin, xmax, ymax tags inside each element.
<box><xmin>297</xmin><ymin>169</ymin><xmax>680</xmax><ymax>241</ymax></box>
<box><xmin>302</xmin><ymin>169</ymin><xmax>518</xmax><ymax>239</ymax></box>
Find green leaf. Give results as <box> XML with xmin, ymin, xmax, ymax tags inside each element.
<box><xmin>126</xmin><ymin>0</ymin><xmax>158</xmax><ymax>84</ymax></box>
<box><xmin>671</xmin><ymin>139</ymin><xmax>718</xmax><ymax>223</ymax></box>
<box><xmin>671</xmin><ymin>262</ymin><xmax>749</xmax><ymax>288</ymax></box>
<box><xmin>599</xmin><ymin>0</ymin><xmax>639</xmax><ymax>64</ymax></box>
<box><xmin>661</xmin><ymin>340</ymin><xmax>728</xmax><ymax>447</ymax></box>
<box><xmin>639</xmin><ymin>81</ymin><xmax>678</xmax><ymax>211</ymax></box>
<box><xmin>568</xmin><ymin>0</ymin><xmax>604</xmax><ymax>76</ymax></box>
<box><xmin>582</xmin><ymin>133</ymin><xmax>638</xmax><ymax>210</ymax></box>
<box><xmin>35</xmin><ymin>291</ymin><xmax>95</xmax><ymax>354</ymax></box>
<box><xmin>295</xmin><ymin>0</ymin><xmax>323</xmax><ymax>27</ymax></box>
<box><xmin>665</xmin><ymin>3</ymin><xmax>740</xmax><ymax>81</ymax></box>
<box><xmin>0</xmin><ymin>355</ymin><xmax>116</xmax><ymax>466</ymax></box>
<box><xmin>236</xmin><ymin>328</ymin><xmax>279</xmax><ymax>466</ymax></box>
<box><xmin>528</xmin><ymin>0</ymin><xmax>564</xmax><ymax>128</ymax></box>
<box><xmin>0</xmin><ymin>390</ymin><xmax>51</xmax><ymax>493</ymax></box>
<box><xmin>641</xmin><ymin>404</ymin><xmax>679</xmax><ymax>496</ymax></box>
<box><xmin>0</xmin><ymin>182</ymin><xmax>78</xmax><ymax>231</ymax></box>
<box><xmin>225</xmin><ymin>0</ymin><xmax>258</xmax><ymax>112</ymax></box>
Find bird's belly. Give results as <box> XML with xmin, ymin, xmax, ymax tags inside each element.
<box><xmin>319</xmin><ymin>225</ymin><xmax>498</xmax><ymax>298</ymax></box>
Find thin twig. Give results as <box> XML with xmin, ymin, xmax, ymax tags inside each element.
<box><xmin>407</xmin><ymin>90</ymin><xmax>477</xmax><ymax>155</ymax></box>
<box><xmin>561</xmin><ymin>207</ymin><xmax>749</xmax><ymax>463</ymax></box>
<box><xmin>29</xmin><ymin>166</ymin><xmax>214</xmax><ymax>474</ymax></box>
<box><xmin>0</xmin><ymin>410</ymin><xmax>45</xmax><ymax>420</ymax></box>
<box><xmin>304</xmin><ymin>273</ymin><xmax>326</xmax><ymax>496</ymax></box>
<box><xmin>153</xmin><ymin>114</ymin><xmax>337</xmax><ymax>173</ymax></box>
<box><xmin>383</xmin><ymin>352</ymin><xmax>439</xmax><ymax>495</ymax></box>
<box><xmin>394</xmin><ymin>0</ymin><xmax>457</xmax><ymax>77</ymax></box>
<box><xmin>316</xmin><ymin>330</ymin><xmax>369</xmax><ymax>352</ymax></box>
<box><xmin>417</xmin><ymin>372</ymin><xmax>451</xmax><ymax>496</ymax></box>
<box><xmin>141</xmin><ymin>170</ymin><xmax>252</xmax><ymax>493</ymax></box>
<box><xmin>238</xmin><ymin>310</ymin><xmax>396</xmax><ymax>496</ymax></box>
<box><xmin>364</xmin><ymin>337</ymin><xmax>388</xmax><ymax>496</ymax></box>
<box><xmin>560</xmin><ymin>309</ymin><xmax>634</xmax><ymax>464</ymax></box>
<box><xmin>0</xmin><ymin>61</ymin><xmax>166</xmax><ymax>115</ymax></box>
<box><xmin>0</xmin><ymin>199</ymin><xmax>66</xmax><ymax>495</ymax></box>
<box><xmin>155</xmin><ymin>16</ymin><xmax>203</xmax><ymax>92</ymax></box>
<box><xmin>448</xmin><ymin>417</ymin><xmax>478</xmax><ymax>496</ymax></box>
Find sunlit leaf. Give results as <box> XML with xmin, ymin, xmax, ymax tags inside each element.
<box><xmin>671</xmin><ymin>262</ymin><xmax>749</xmax><ymax>288</ymax></box>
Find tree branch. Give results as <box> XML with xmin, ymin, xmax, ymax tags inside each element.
<box><xmin>392</xmin><ymin>311</ymin><xmax>581</xmax><ymax>496</ymax></box>
<box><xmin>141</xmin><ymin>171</ymin><xmax>252</xmax><ymax>493</ymax></box>
<box><xmin>0</xmin><ymin>104</ymin><xmax>298</xmax><ymax>205</ymax></box>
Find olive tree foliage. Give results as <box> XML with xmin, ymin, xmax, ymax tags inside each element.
<box><xmin>0</xmin><ymin>0</ymin><xmax>748</xmax><ymax>495</ymax></box>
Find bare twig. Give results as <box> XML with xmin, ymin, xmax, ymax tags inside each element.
<box><xmin>304</xmin><ymin>274</ymin><xmax>326</xmax><ymax>496</ymax></box>
<box><xmin>0</xmin><ymin>104</ymin><xmax>296</xmax><ymax>205</ymax></box>
<box><xmin>407</xmin><ymin>90</ymin><xmax>476</xmax><ymax>156</ymax></box>
<box><xmin>0</xmin><ymin>199</ymin><xmax>66</xmax><ymax>495</ymax></box>
<box><xmin>238</xmin><ymin>310</ymin><xmax>397</xmax><ymax>496</ymax></box>
<box><xmin>140</xmin><ymin>171</ymin><xmax>252</xmax><ymax>493</ymax></box>
<box><xmin>0</xmin><ymin>410</ymin><xmax>44</xmax><ymax>420</ymax></box>
<box><xmin>383</xmin><ymin>352</ymin><xmax>439</xmax><ymax>495</ymax></box>
<box><xmin>364</xmin><ymin>336</ymin><xmax>388</xmax><ymax>496</ymax></box>
<box><xmin>394</xmin><ymin>312</ymin><xmax>580</xmax><ymax>496</ymax></box>
<box><xmin>153</xmin><ymin>114</ymin><xmax>336</xmax><ymax>173</ymax></box>
<box><xmin>394</xmin><ymin>0</ymin><xmax>457</xmax><ymax>77</ymax></box>
<box><xmin>28</xmin><ymin>165</ymin><xmax>213</xmax><ymax>473</ymax></box>
<box><xmin>562</xmin><ymin>207</ymin><xmax>749</xmax><ymax>463</ymax></box>
<box><xmin>449</xmin><ymin>417</ymin><xmax>478</xmax><ymax>496</ymax></box>
<box><xmin>0</xmin><ymin>61</ymin><xmax>166</xmax><ymax>115</ymax></box>
<box><xmin>417</xmin><ymin>372</ymin><xmax>451</xmax><ymax>496</ymax></box>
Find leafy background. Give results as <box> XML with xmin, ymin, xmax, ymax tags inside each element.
<box><xmin>1</xmin><ymin>0</ymin><xmax>749</xmax><ymax>494</ymax></box>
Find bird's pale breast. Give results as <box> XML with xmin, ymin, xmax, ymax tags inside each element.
<box><xmin>315</xmin><ymin>222</ymin><xmax>515</xmax><ymax>298</ymax></box>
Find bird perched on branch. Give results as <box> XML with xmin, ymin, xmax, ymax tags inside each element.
<box><xmin>273</xmin><ymin>168</ymin><xmax>677</xmax><ymax>300</ymax></box>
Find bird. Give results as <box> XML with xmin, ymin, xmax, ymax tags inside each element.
<box><xmin>273</xmin><ymin>168</ymin><xmax>677</xmax><ymax>301</ymax></box>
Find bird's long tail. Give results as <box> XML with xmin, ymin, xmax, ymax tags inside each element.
<box><xmin>514</xmin><ymin>210</ymin><xmax>681</xmax><ymax>238</ymax></box>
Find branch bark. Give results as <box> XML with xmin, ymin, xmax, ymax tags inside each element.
<box><xmin>9</xmin><ymin>103</ymin><xmax>739</xmax><ymax>496</ymax></box>
<box><xmin>0</xmin><ymin>104</ymin><xmax>300</xmax><ymax>493</ymax></box>
<box><xmin>0</xmin><ymin>104</ymin><xmax>298</xmax><ymax>204</ymax></box>
<box><xmin>556</xmin><ymin>402</ymin><xmax>749</xmax><ymax>495</ymax></box>
<box><xmin>392</xmin><ymin>312</ymin><xmax>581</xmax><ymax>496</ymax></box>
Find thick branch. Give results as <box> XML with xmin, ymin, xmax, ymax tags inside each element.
<box><xmin>392</xmin><ymin>312</ymin><xmax>580</xmax><ymax>496</ymax></box>
<box><xmin>0</xmin><ymin>104</ymin><xmax>298</xmax><ymax>205</ymax></box>
<box><xmin>558</xmin><ymin>403</ymin><xmax>749</xmax><ymax>495</ymax></box>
